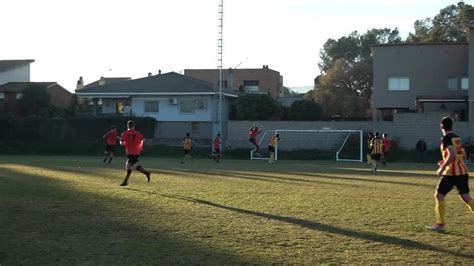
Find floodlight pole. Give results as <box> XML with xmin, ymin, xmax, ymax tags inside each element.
<box><xmin>217</xmin><ymin>0</ymin><xmax>224</xmax><ymax>145</ymax></box>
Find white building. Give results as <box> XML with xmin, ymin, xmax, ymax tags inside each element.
<box><xmin>0</xmin><ymin>60</ymin><xmax>34</xmax><ymax>85</ymax></box>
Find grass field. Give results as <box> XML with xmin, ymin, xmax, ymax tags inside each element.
<box><xmin>1</xmin><ymin>155</ymin><xmax>473</xmax><ymax>264</ymax></box>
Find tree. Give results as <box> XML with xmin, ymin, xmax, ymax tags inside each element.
<box><xmin>313</xmin><ymin>28</ymin><xmax>401</xmax><ymax>117</ymax></box>
<box><xmin>288</xmin><ymin>100</ymin><xmax>322</xmax><ymax>121</ymax></box>
<box><xmin>17</xmin><ymin>85</ymin><xmax>54</xmax><ymax>117</ymax></box>
<box><xmin>233</xmin><ymin>94</ymin><xmax>278</xmax><ymax>120</ymax></box>
<box><xmin>407</xmin><ymin>2</ymin><xmax>474</xmax><ymax>43</ymax></box>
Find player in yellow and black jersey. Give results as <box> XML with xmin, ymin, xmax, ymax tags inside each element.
<box><xmin>181</xmin><ymin>133</ymin><xmax>193</xmax><ymax>164</ymax></box>
<box><xmin>427</xmin><ymin>117</ymin><xmax>474</xmax><ymax>232</ymax></box>
<box><xmin>369</xmin><ymin>132</ymin><xmax>384</xmax><ymax>172</ymax></box>
<box><xmin>268</xmin><ymin>133</ymin><xmax>280</xmax><ymax>164</ymax></box>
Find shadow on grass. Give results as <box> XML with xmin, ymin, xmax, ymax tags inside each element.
<box><xmin>284</xmin><ymin>171</ymin><xmax>434</xmax><ymax>188</ymax></box>
<box><xmin>124</xmin><ymin>190</ymin><xmax>473</xmax><ymax>260</ymax></box>
<box><xmin>0</xmin><ymin>168</ymin><xmax>256</xmax><ymax>265</ymax></box>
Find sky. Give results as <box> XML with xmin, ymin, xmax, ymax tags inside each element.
<box><xmin>0</xmin><ymin>0</ymin><xmax>469</xmax><ymax>93</ymax></box>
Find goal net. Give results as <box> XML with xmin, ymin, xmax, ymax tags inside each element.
<box><xmin>250</xmin><ymin>129</ymin><xmax>363</xmax><ymax>162</ymax></box>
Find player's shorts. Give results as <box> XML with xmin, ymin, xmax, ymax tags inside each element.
<box><xmin>105</xmin><ymin>144</ymin><xmax>116</xmax><ymax>152</ymax></box>
<box><xmin>127</xmin><ymin>155</ymin><xmax>139</xmax><ymax>165</ymax></box>
<box><xmin>437</xmin><ymin>175</ymin><xmax>470</xmax><ymax>195</ymax></box>
<box><xmin>249</xmin><ymin>138</ymin><xmax>258</xmax><ymax>146</ymax></box>
<box><xmin>214</xmin><ymin>148</ymin><xmax>221</xmax><ymax>154</ymax></box>
<box><xmin>268</xmin><ymin>146</ymin><xmax>275</xmax><ymax>153</ymax></box>
<box><xmin>184</xmin><ymin>149</ymin><xmax>191</xmax><ymax>155</ymax></box>
<box><xmin>371</xmin><ymin>154</ymin><xmax>381</xmax><ymax>161</ymax></box>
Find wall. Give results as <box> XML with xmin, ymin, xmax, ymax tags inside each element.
<box><xmin>225</xmin><ymin>112</ymin><xmax>474</xmax><ymax>150</ymax></box>
<box><xmin>46</xmin><ymin>84</ymin><xmax>72</xmax><ymax>108</ymax></box>
<box><xmin>0</xmin><ymin>65</ymin><xmax>30</xmax><ymax>85</ymax></box>
<box><xmin>132</xmin><ymin>96</ymin><xmax>214</xmax><ymax>122</ymax></box>
<box><xmin>372</xmin><ymin>44</ymin><xmax>468</xmax><ymax>110</ymax></box>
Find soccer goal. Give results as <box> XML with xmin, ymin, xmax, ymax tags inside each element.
<box><xmin>250</xmin><ymin>129</ymin><xmax>364</xmax><ymax>162</ymax></box>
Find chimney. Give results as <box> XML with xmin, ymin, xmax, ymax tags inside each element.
<box><xmin>76</xmin><ymin>76</ymin><xmax>84</xmax><ymax>90</ymax></box>
<box><xmin>158</xmin><ymin>69</ymin><xmax>162</xmax><ymax>75</ymax></box>
<box><xmin>263</xmin><ymin>65</ymin><xmax>269</xmax><ymax>69</ymax></box>
<box><xmin>148</xmin><ymin>72</ymin><xmax>152</xmax><ymax>77</ymax></box>
<box><xmin>99</xmin><ymin>76</ymin><xmax>106</xmax><ymax>86</ymax></box>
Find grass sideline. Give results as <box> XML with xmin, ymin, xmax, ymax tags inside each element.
<box><xmin>1</xmin><ymin>155</ymin><xmax>473</xmax><ymax>264</ymax></box>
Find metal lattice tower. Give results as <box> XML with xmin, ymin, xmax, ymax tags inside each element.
<box><xmin>216</xmin><ymin>0</ymin><xmax>224</xmax><ymax>138</ymax></box>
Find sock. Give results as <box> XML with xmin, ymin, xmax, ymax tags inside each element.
<box><xmin>126</xmin><ymin>169</ymin><xmax>132</xmax><ymax>177</ymax></box>
<box><xmin>466</xmin><ymin>199</ymin><xmax>474</xmax><ymax>213</ymax></box>
<box><xmin>136</xmin><ymin>165</ymin><xmax>146</xmax><ymax>174</ymax></box>
<box><xmin>435</xmin><ymin>200</ymin><xmax>446</xmax><ymax>225</ymax></box>
<box><xmin>108</xmin><ymin>157</ymin><xmax>113</xmax><ymax>163</ymax></box>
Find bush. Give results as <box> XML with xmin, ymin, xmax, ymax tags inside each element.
<box><xmin>233</xmin><ymin>94</ymin><xmax>278</xmax><ymax>120</ymax></box>
<box><xmin>288</xmin><ymin>100</ymin><xmax>322</xmax><ymax>121</ymax></box>
<box><xmin>0</xmin><ymin>117</ymin><xmax>156</xmax><ymax>142</ymax></box>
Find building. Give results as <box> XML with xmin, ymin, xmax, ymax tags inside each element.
<box><xmin>75</xmin><ymin>72</ymin><xmax>237</xmax><ymax>141</ymax></box>
<box><xmin>0</xmin><ymin>82</ymin><xmax>72</xmax><ymax>115</ymax></box>
<box><xmin>184</xmin><ymin>65</ymin><xmax>283</xmax><ymax>99</ymax></box>
<box><xmin>76</xmin><ymin>76</ymin><xmax>131</xmax><ymax>90</ymax></box>
<box><xmin>371</xmin><ymin>24</ymin><xmax>473</xmax><ymax>121</ymax></box>
<box><xmin>0</xmin><ymin>59</ymin><xmax>35</xmax><ymax>85</ymax></box>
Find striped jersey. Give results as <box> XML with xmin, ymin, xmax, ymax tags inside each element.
<box><xmin>440</xmin><ymin>132</ymin><xmax>468</xmax><ymax>176</ymax></box>
<box><xmin>268</xmin><ymin>136</ymin><xmax>279</xmax><ymax>147</ymax></box>
<box><xmin>183</xmin><ymin>137</ymin><xmax>193</xmax><ymax>150</ymax></box>
<box><xmin>370</xmin><ymin>137</ymin><xmax>384</xmax><ymax>155</ymax></box>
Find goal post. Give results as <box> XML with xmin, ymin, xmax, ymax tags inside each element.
<box><xmin>250</xmin><ymin>129</ymin><xmax>364</xmax><ymax>162</ymax></box>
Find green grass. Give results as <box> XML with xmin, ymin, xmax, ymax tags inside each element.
<box><xmin>1</xmin><ymin>155</ymin><xmax>473</xmax><ymax>264</ymax></box>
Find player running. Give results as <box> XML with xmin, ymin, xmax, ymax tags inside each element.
<box><xmin>369</xmin><ymin>132</ymin><xmax>384</xmax><ymax>172</ymax></box>
<box><xmin>427</xmin><ymin>117</ymin><xmax>474</xmax><ymax>232</ymax></box>
<box><xmin>213</xmin><ymin>133</ymin><xmax>221</xmax><ymax>163</ymax></box>
<box><xmin>102</xmin><ymin>125</ymin><xmax>119</xmax><ymax>164</ymax></box>
<box><xmin>381</xmin><ymin>133</ymin><xmax>391</xmax><ymax>166</ymax></box>
<box><xmin>181</xmin><ymin>133</ymin><xmax>193</xmax><ymax>164</ymax></box>
<box><xmin>119</xmin><ymin>120</ymin><xmax>151</xmax><ymax>186</ymax></box>
<box><xmin>249</xmin><ymin>124</ymin><xmax>262</xmax><ymax>156</ymax></box>
<box><xmin>268</xmin><ymin>133</ymin><xmax>280</xmax><ymax>164</ymax></box>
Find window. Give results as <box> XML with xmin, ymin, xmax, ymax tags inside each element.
<box><xmin>461</xmin><ymin>78</ymin><xmax>469</xmax><ymax>90</ymax></box>
<box><xmin>180</xmin><ymin>100</ymin><xmax>195</xmax><ymax>113</ymax></box>
<box><xmin>16</xmin><ymin>93</ymin><xmax>23</xmax><ymax>100</ymax></box>
<box><xmin>447</xmin><ymin>78</ymin><xmax>458</xmax><ymax>90</ymax></box>
<box><xmin>0</xmin><ymin>92</ymin><xmax>4</xmax><ymax>103</ymax></box>
<box><xmin>195</xmin><ymin>99</ymin><xmax>208</xmax><ymax>109</ymax></box>
<box><xmin>388</xmin><ymin>77</ymin><xmax>410</xmax><ymax>91</ymax></box>
<box><xmin>144</xmin><ymin>101</ymin><xmax>159</xmax><ymax>113</ymax></box>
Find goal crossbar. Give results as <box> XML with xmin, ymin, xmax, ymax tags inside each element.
<box><xmin>250</xmin><ymin>129</ymin><xmax>364</xmax><ymax>162</ymax></box>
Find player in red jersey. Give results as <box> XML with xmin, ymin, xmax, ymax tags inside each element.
<box><xmin>213</xmin><ymin>133</ymin><xmax>221</xmax><ymax>163</ymax></box>
<box><xmin>249</xmin><ymin>124</ymin><xmax>262</xmax><ymax>155</ymax></box>
<box><xmin>102</xmin><ymin>125</ymin><xmax>119</xmax><ymax>164</ymax></box>
<box><xmin>119</xmin><ymin>120</ymin><xmax>151</xmax><ymax>186</ymax></box>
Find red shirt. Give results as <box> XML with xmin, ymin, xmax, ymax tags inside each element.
<box><xmin>120</xmin><ymin>129</ymin><xmax>144</xmax><ymax>155</ymax></box>
<box><xmin>383</xmin><ymin>138</ymin><xmax>391</xmax><ymax>153</ymax></box>
<box><xmin>249</xmin><ymin>128</ymin><xmax>258</xmax><ymax>139</ymax></box>
<box><xmin>214</xmin><ymin>137</ymin><xmax>221</xmax><ymax>149</ymax></box>
<box><xmin>105</xmin><ymin>130</ymin><xmax>118</xmax><ymax>145</ymax></box>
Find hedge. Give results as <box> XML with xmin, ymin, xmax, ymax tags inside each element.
<box><xmin>0</xmin><ymin>117</ymin><xmax>156</xmax><ymax>142</ymax></box>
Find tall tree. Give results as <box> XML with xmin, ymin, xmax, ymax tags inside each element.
<box><xmin>313</xmin><ymin>28</ymin><xmax>401</xmax><ymax>117</ymax></box>
<box><xmin>407</xmin><ymin>2</ymin><xmax>474</xmax><ymax>43</ymax></box>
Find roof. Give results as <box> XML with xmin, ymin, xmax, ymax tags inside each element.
<box><xmin>76</xmin><ymin>72</ymin><xmax>227</xmax><ymax>95</ymax></box>
<box><xmin>371</xmin><ymin>42</ymin><xmax>468</xmax><ymax>48</ymax></box>
<box><xmin>83</xmin><ymin>77</ymin><xmax>131</xmax><ymax>89</ymax></box>
<box><xmin>0</xmin><ymin>60</ymin><xmax>35</xmax><ymax>72</ymax></box>
<box><xmin>0</xmin><ymin>82</ymin><xmax>56</xmax><ymax>93</ymax></box>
